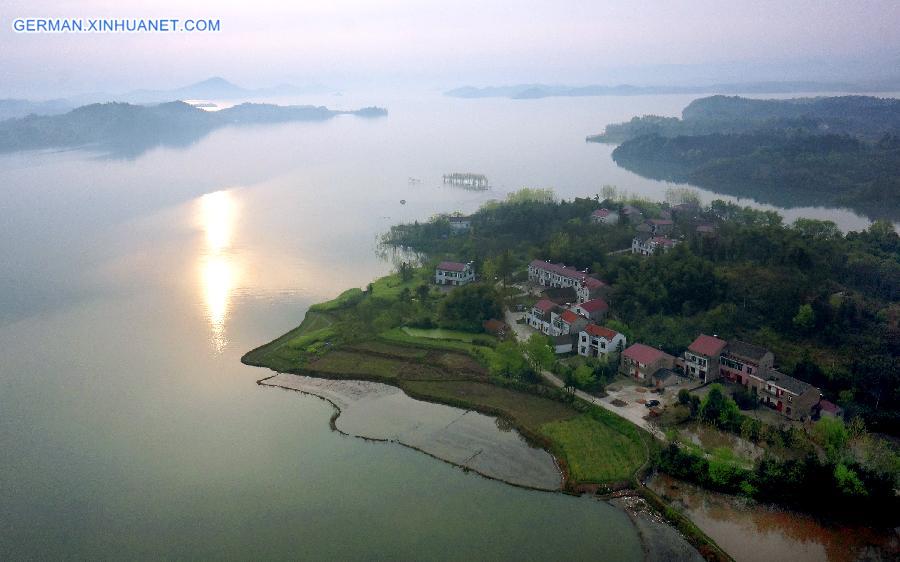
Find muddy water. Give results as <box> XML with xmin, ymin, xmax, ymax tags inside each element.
<box><xmin>259</xmin><ymin>373</ymin><xmax>563</xmax><ymax>490</ymax></box>
<box><xmin>649</xmin><ymin>474</ymin><xmax>899</xmax><ymax>562</ymax></box>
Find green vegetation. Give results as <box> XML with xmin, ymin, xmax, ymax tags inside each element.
<box><xmin>542</xmin><ymin>412</ymin><xmax>647</xmax><ymax>482</ymax></box>
<box><xmin>243</xmin><ymin>262</ymin><xmax>650</xmax><ymax>487</ymax></box>
<box><xmin>386</xmin><ymin>191</ymin><xmax>899</xmax><ymax>435</ymax></box>
<box><xmin>589</xmin><ymin>95</ymin><xmax>900</xmax><ymax>219</ymax></box>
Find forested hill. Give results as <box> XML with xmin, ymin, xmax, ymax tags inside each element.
<box><xmin>586</xmin><ymin>96</ymin><xmax>900</xmax><ymax>220</ymax></box>
<box><xmin>588</xmin><ymin>95</ymin><xmax>900</xmax><ymax>143</ymax></box>
<box><xmin>0</xmin><ymin>101</ymin><xmax>387</xmax><ymax>156</ymax></box>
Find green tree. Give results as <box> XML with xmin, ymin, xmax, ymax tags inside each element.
<box><xmin>792</xmin><ymin>304</ymin><xmax>816</xmax><ymax>333</ymax></box>
<box><xmin>813</xmin><ymin>417</ymin><xmax>850</xmax><ymax>464</ymax></box>
<box><xmin>523</xmin><ymin>333</ymin><xmax>554</xmax><ymax>373</ymax></box>
<box><xmin>398</xmin><ymin>261</ymin><xmax>414</xmax><ymax>282</ymax></box>
<box><xmin>571</xmin><ymin>364</ymin><xmax>596</xmax><ymax>389</ymax></box>
<box><xmin>699</xmin><ymin>384</ymin><xmax>740</xmax><ymax>427</ymax></box>
<box><xmin>490</xmin><ymin>341</ymin><xmax>528</xmax><ymax>378</ymax></box>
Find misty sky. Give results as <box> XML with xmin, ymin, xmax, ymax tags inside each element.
<box><xmin>2</xmin><ymin>0</ymin><xmax>899</xmax><ymax>97</ymax></box>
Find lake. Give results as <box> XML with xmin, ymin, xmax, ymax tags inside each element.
<box><xmin>0</xmin><ymin>91</ymin><xmax>884</xmax><ymax>559</ymax></box>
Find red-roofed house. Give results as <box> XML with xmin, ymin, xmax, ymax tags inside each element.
<box><xmin>684</xmin><ymin>334</ymin><xmax>727</xmax><ymax>383</ymax></box>
<box><xmin>435</xmin><ymin>261</ymin><xmax>475</xmax><ymax>286</ymax></box>
<box><xmin>591</xmin><ymin>208</ymin><xmax>619</xmax><ymax>225</ymax></box>
<box><xmin>527</xmin><ymin>299</ymin><xmax>559</xmax><ymax>334</ymax></box>
<box><xmin>578</xmin><ymin>324</ymin><xmax>627</xmax><ymax>358</ymax></box>
<box><xmin>551</xmin><ymin>308</ymin><xmax>589</xmax><ymax>336</ymax></box>
<box><xmin>572</xmin><ymin>298</ymin><xmax>609</xmax><ymax>322</ymax></box>
<box><xmin>621</xmin><ymin>344</ymin><xmax>675</xmax><ymax>381</ymax></box>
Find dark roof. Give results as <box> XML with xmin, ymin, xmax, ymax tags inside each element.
<box><xmin>648</xmin><ymin>218</ymin><xmax>673</xmax><ymax>226</ymax></box>
<box><xmin>726</xmin><ymin>340</ymin><xmax>771</xmax><ymax>362</ymax></box>
<box><xmin>591</xmin><ymin>208</ymin><xmax>611</xmax><ymax>217</ymax></box>
<box><xmin>533</xmin><ymin>299</ymin><xmax>557</xmax><ymax>313</ymax></box>
<box><xmin>582</xmin><ymin>277</ymin><xmax>606</xmax><ymax>290</ymax></box>
<box><xmin>633</xmin><ymin>233</ymin><xmax>652</xmax><ymax>243</ymax></box>
<box><xmin>529</xmin><ymin>260</ymin><xmax>592</xmax><ymax>282</ymax></box>
<box><xmin>765</xmin><ymin>370</ymin><xmax>818</xmax><ymax>396</ymax></box>
<box><xmin>688</xmin><ymin>334</ymin><xmax>727</xmax><ymax>357</ymax></box>
<box><xmin>483</xmin><ymin>319</ymin><xmax>508</xmax><ymax>333</ymax></box>
<box><xmin>437</xmin><ymin>261</ymin><xmax>467</xmax><ymax>272</ymax></box>
<box><xmin>542</xmin><ymin>286</ymin><xmax>578</xmax><ymax>303</ymax></box>
<box><xmin>551</xmin><ymin>334</ymin><xmax>574</xmax><ymax>345</ymax></box>
<box><xmin>650</xmin><ymin>236</ymin><xmax>677</xmax><ymax>247</ymax></box>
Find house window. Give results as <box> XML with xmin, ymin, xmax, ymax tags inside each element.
<box><xmin>747</xmin><ymin>367</ymin><xmax>753</xmax><ymax>374</ymax></box>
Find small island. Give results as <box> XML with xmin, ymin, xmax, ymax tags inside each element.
<box><xmin>244</xmin><ymin>187</ymin><xmax>900</xmax><ymax>559</ymax></box>
<box><xmin>0</xmin><ymin>100</ymin><xmax>387</xmax><ymax>156</ymax></box>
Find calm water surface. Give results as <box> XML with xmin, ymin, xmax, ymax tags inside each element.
<box><xmin>0</xmin><ymin>93</ymin><xmax>883</xmax><ymax>559</ymax></box>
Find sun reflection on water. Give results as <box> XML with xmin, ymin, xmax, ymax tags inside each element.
<box><xmin>198</xmin><ymin>190</ymin><xmax>238</xmax><ymax>353</ymax></box>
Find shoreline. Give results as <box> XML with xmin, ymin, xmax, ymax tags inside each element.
<box><xmin>256</xmin><ymin>372</ymin><xmax>564</xmax><ymax>492</ymax></box>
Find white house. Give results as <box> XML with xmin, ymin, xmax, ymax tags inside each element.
<box><xmin>435</xmin><ymin>261</ymin><xmax>475</xmax><ymax>286</ymax></box>
<box><xmin>591</xmin><ymin>208</ymin><xmax>619</xmax><ymax>225</ymax></box>
<box><xmin>632</xmin><ymin>235</ymin><xmax>678</xmax><ymax>256</ymax></box>
<box><xmin>578</xmin><ymin>324</ymin><xmax>627</xmax><ymax>358</ymax></box>
<box><xmin>527</xmin><ymin>299</ymin><xmax>558</xmax><ymax>334</ymax></box>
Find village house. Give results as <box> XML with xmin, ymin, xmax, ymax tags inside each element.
<box><xmin>571</xmin><ymin>298</ymin><xmax>609</xmax><ymax>322</ymax></box>
<box><xmin>578</xmin><ymin>324</ymin><xmax>626</xmax><ymax>358</ymax></box>
<box><xmin>696</xmin><ymin>224</ymin><xmax>717</xmax><ymax>237</ymax></box>
<box><xmin>527</xmin><ymin>260</ymin><xmax>608</xmax><ymax>304</ymax></box>
<box><xmin>551</xmin><ymin>309</ymin><xmax>589</xmax><ymax>336</ymax></box>
<box><xmin>448</xmin><ymin>215</ymin><xmax>472</xmax><ymax>232</ymax></box>
<box><xmin>527</xmin><ymin>299</ymin><xmax>559</xmax><ymax>335</ymax></box>
<box><xmin>632</xmin><ymin>235</ymin><xmax>678</xmax><ymax>256</ymax></box>
<box><xmin>646</xmin><ymin>218</ymin><xmax>674</xmax><ymax>235</ymax></box>
<box><xmin>591</xmin><ymin>208</ymin><xmax>619</xmax><ymax>225</ymax></box>
<box><xmin>708</xmin><ymin>339</ymin><xmax>821</xmax><ymax>420</ymax></box>
<box><xmin>684</xmin><ymin>334</ymin><xmax>727</xmax><ymax>383</ymax></box>
<box><xmin>434</xmin><ymin>261</ymin><xmax>475</xmax><ymax>286</ymax></box>
<box><xmin>620</xmin><ymin>343</ymin><xmax>675</xmax><ymax>381</ymax></box>
<box><xmin>720</xmin><ymin>340</ymin><xmax>774</xmax><ymax>382</ymax></box>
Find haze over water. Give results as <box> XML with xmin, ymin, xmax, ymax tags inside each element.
<box><xmin>0</xmin><ymin>92</ymin><xmax>887</xmax><ymax>559</ymax></box>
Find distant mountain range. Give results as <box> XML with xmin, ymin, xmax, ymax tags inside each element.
<box><xmin>0</xmin><ymin>77</ymin><xmax>333</xmax><ymax>121</ymax></box>
<box><xmin>445</xmin><ymin>80</ymin><xmax>900</xmax><ymax>99</ymax></box>
<box><xmin>0</xmin><ymin>100</ymin><xmax>386</xmax><ymax>157</ymax></box>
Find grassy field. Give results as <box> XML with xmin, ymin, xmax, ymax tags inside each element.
<box><xmin>542</xmin><ymin>414</ymin><xmax>647</xmax><ymax>483</ymax></box>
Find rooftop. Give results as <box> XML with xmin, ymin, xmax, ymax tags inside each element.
<box><xmin>584</xmin><ymin>324</ymin><xmax>618</xmax><ymax>340</ymax></box>
<box><xmin>648</xmin><ymin>218</ymin><xmax>673</xmax><ymax>226</ymax></box>
<box><xmin>688</xmin><ymin>334</ymin><xmax>727</xmax><ymax>357</ymax></box>
<box><xmin>623</xmin><ymin>343</ymin><xmax>670</xmax><ymax>365</ymax></box>
<box><xmin>765</xmin><ymin>370</ymin><xmax>818</xmax><ymax>396</ymax></box>
<box><xmin>533</xmin><ymin>299</ymin><xmax>557</xmax><ymax>313</ymax></box>
<box><xmin>559</xmin><ymin>309</ymin><xmax>581</xmax><ymax>324</ymax></box>
<box><xmin>578</xmin><ymin>298</ymin><xmax>609</xmax><ymax>313</ymax></box>
<box><xmin>727</xmin><ymin>340</ymin><xmax>771</xmax><ymax>362</ymax></box>
<box><xmin>528</xmin><ymin>260</ymin><xmax>592</xmax><ymax>282</ymax></box>
<box><xmin>437</xmin><ymin>261</ymin><xmax>468</xmax><ymax>272</ymax></box>
<box><xmin>591</xmin><ymin>208</ymin><xmax>611</xmax><ymax>217</ymax></box>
